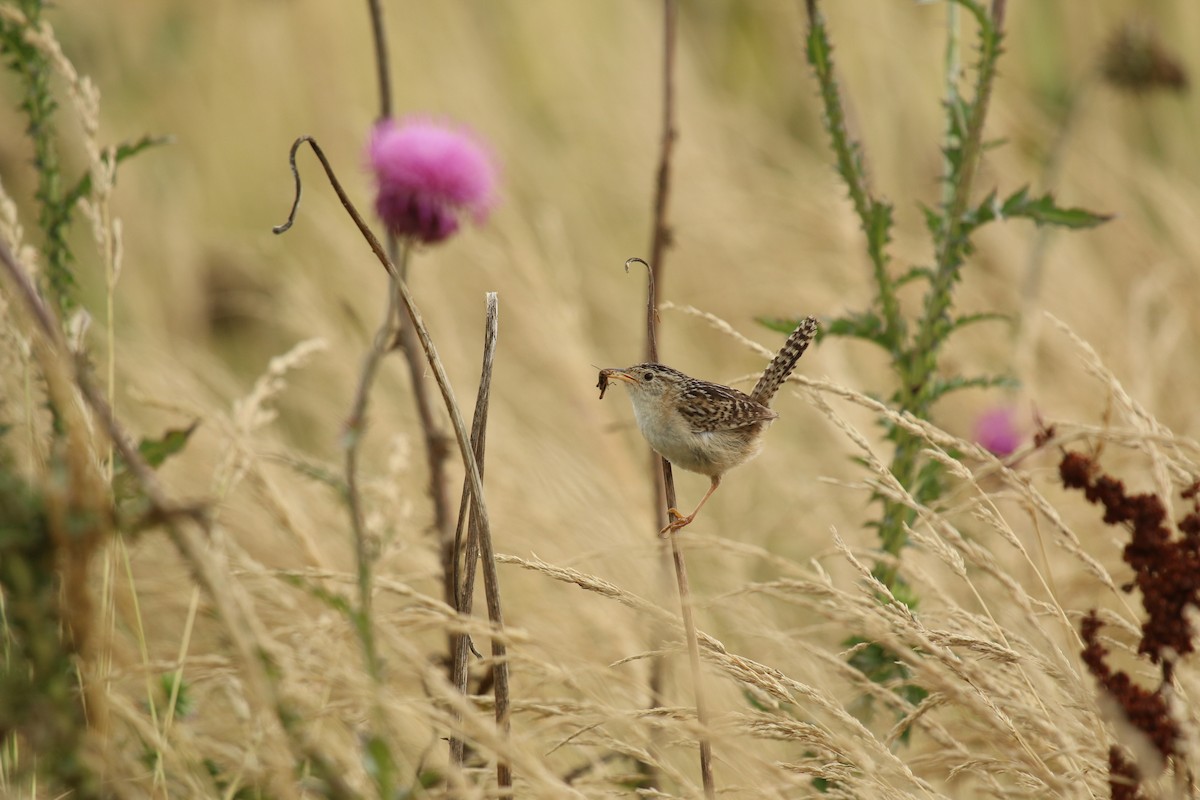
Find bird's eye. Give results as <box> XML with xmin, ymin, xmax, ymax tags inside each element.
<box><xmin>643</xmin><ymin>372</ymin><xmax>654</xmax><ymax>381</ymax></box>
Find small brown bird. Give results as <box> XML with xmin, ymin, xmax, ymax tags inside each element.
<box><xmin>599</xmin><ymin>317</ymin><xmax>818</xmax><ymax>535</ymax></box>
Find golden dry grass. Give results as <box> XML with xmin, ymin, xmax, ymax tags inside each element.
<box><xmin>3</xmin><ymin>1</ymin><xmax>1200</xmax><ymax>797</ymax></box>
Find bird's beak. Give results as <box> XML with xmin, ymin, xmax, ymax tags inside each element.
<box><xmin>597</xmin><ymin>368</ymin><xmax>635</xmax><ymax>400</ymax></box>
<box><xmin>602</xmin><ymin>369</ymin><xmax>636</xmax><ymax>385</ymax></box>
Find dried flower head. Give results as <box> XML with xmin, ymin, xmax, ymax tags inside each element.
<box><xmin>974</xmin><ymin>405</ymin><xmax>1021</xmax><ymax>457</ymax></box>
<box><xmin>1101</xmin><ymin>22</ymin><xmax>1188</xmax><ymax>94</ymax></box>
<box><xmin>367</xmin><ymin>118</ymin><xmax>496</xmax><ymax>244</ymax></box>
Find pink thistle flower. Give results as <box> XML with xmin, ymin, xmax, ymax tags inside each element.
<box><xmin>367</xmin><ymin>117</ymin><xmax>497</xmax><ymax>244</ymax></box>
<box><xmin>974</xmin><ymin>405</ymin><xmax>1022</xmax><ymax>457</ymax></box>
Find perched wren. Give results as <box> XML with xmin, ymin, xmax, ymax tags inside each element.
<box><xmin>598</xmin><ymin>316</ymin><xmax>818</xmax><ymax>535</ymax></box>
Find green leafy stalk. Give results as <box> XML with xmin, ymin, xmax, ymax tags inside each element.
<box><xmin>0</xmin><ymin>455</ymin><xmax>101</xmax><ymax>796</ymax></box>
<box><xmin>61</xmin><ymin>134</ymin><xmax>174</xmax><ymax>213</ymax></box>
<box><xmin>801</xmin><ymin>0</ymin><xmax>1107</xmax><ymax>587</ymax></box>
<box><xmin>0</xmin><ymin>1</ymin><xmax>73</xmax><ymax>311</ymax></box>
<box><xmin>914</xmin><ymin>0</ymin><xmax>1005</xmax><ymax>368</ymax></box>
<box><xmin>804</xmin><ymin>1</ymin><xmax>901</xmax><ymax>347</ymax></box>
<box><xmin>0</xmin><ymin>4</ymin><xmax>170</xmax><ymax>317</ymax></box>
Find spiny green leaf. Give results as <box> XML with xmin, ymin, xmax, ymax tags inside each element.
<box><xmin>159</xmin><ymin>672</ymin><xmax>193</xmax><ymax>718</ymax></box>
<box><xmin>137</xmin><ymin>421</ymin><xmax>199</xmax><ymax>468</ymax></box>
<box><xmin>948</xmin><ymin>0</ymin><xmax>990</xmax><ymax>30</ymax></box>
<box><xmin>63</xmin><ymin>134</ymin><xmax>173</xmax><ymax>210</ymax></box>
<box><xmin>113</xmin><ymin>422</ymin><xmax>200</xmax><ymax>511</ymax></box>
<box><xmin>894</xmin><ymin>265</ymin><xmax>935</xmax><ymax>289</ymax></box>
<box><xmin>742</xmin><ymin>688</ymin><xmax>774</xmax><ymax>713</ymax></box>
<box><xmin>396</xmin><ymin>770</ymin><xmax>444</xmax><ymax>796</ymax></box>
<box><xmin>926</xmin><ymin>373</ymin><xmax>1017</xmax><ymax>406</ymax></box>
<box><xmin>969</xmin><ymin>185</ymin><xmax>1112</xmax><ymax>230</ymax></box>
<box><xmin>981</xmin><ymin>134</ymin><xmax>1008</xmax><ymax>153</ymax></box>
<box><xmin>1003</xmin><ymin>188</ymin><xmax>1112</xmax><ymax>228</ymax></box>
<box><xmin>949</xmin><ymin>311</ymin><xmax>1011</xmax><ymax>333</ymax></box>
<box><xmin>756</xmin><ymin>316</ymin><xmax>805</xmax><ymax>336</ymax></box>
<box><xmin>913</xmin><ymin>459</ymin><xmax>947</xmax><ymax>506</ymax></box>
<box><xmin>277</xmin><ymin>573</ymin><xmax>355</xmax><ymax>618</ymax></box>
<box><xmin>867</xmin><ymin>200</ymin><xmax>894</xmax><ymax>249</ymax></box>
<box><xmin>271</xmin><ymin>453</ymin><xmax>348</xmax><ymax>499</ymax></box>
<box><xmin>823</xmin><ymin>310</ymin><xmax>883</xmax><ymax>339</ymax></box>
<box><xmin>919</xmin><ymin>203</ymin><xmax>947</xmax><ymax>251</ymax></box>
<box><xmin>363</xmin><ymin>734</ymin><xmax>397</xmax><ymax>796</ymax></box>
<box><xmin>866</xmin><ymin>200</ymin><xmax>895</xmax><ymax>278</ymax></box>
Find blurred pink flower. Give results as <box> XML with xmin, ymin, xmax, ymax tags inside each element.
<box><xmin>367</xmin><ymin>118</ymin><xmax>496</xmax><ymax>244</ymax></box>
<box><xmin>974</xmin><ymin>405</ymin><xmax>1022</xmax><ymax>457</ymax></box>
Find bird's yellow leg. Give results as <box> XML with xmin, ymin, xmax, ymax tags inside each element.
<box><xmin>659</xmin><ymin>476</ymin><xmax>722</xmax><ymax>537</ymax></box>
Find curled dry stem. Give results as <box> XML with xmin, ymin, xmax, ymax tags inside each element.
<box><xmin>273</xmin><ymin>135</ymin><xmax>510</xmax><ymax>790</ymax></box>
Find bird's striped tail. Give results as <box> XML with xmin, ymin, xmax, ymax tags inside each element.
<box><xmin>750</xmin><ymin>316</ymin><xmax>818</xmax><ymax>406</ymax></box>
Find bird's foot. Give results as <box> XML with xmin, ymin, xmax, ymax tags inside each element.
<box><xmin>659</xmin><ymin>508</ymin><xmax>695</xmax><ymax>538</ymax></box>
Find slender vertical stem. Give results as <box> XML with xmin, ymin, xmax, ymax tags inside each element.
<box><xmin>641</xmin><ymin>3</ymin><xmax>713</xmax><ymax>795</ymax></box>
<box><xmin>941</xmin><ymin>1</ymin><xmax>961</xmax><ymax>209</ymax></box>
<box><xmin>920</xmin><ymin>0</ymin><xmax>1006</xmax><ymax>344</ymax></box>
<box><xmin>345</xmin><ymin>247</ymin><xmax>410</xmax><ymax>690</ymax></box>
<box><xmin>669</xmin><ymin>537</ymin><xmax>713</xmax><ymax>794</ymax></box>
<box><xmin>641</xmin><ymin>2</ymin><xmax>678</xmax><ymax>786</ymax></box>
<box><xmin>365</xmin><ymin>0</ymin><xmax>392</xmax><ymax>121</ymax></box>
<box><xmin>398</xmin><ymin>313</ymin><xmax>457</xmax><ymax>609</ymax></box>
<box><xmin>626</xmin><ymin>258</ymin><xmax>715</xmax><ymax>799</ymax></box>
<box><xmin>647</xmin><ymin>0</ymin><xmax>680</xmax><ymax>528</ymax></box>
<box><xmin>364</xmin><ymin>0</ymin><xmax>454</xmax><ymax>625</ymax></box>
<box><xmin>646</xmin><ymin>0</ymin><xmax>678</xmax><ymax>324</ymax></box>
<box><xmin>803</xmin><ymin>0</ymin><xmax>900</xmax><ymax>340</ymax></box>
<box><xmin>364</xmin><ymin>4</ymin><xmax>502</xmax><ymax>778</ymax></box>
<box><xmin>343</xmin><ymin>245</ymin><xmax>409</xmax><ymax>797</ymax></box>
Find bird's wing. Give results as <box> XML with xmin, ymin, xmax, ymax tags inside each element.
<box><xmin>678</xmin><ymin>381</ymin><xmax>778</xmax><ymax>434</ymax></box>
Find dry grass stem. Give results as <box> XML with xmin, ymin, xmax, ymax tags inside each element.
<box><xmin>450</xmin><ymin>293</ymin><xmax>507</xmax><ymax>782</ymax></box>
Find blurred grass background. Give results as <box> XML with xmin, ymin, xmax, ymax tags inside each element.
<box><xmin>3</xmin><ymin>0</ymin><xmax>1200</xmax><ymax>795</ymax></box>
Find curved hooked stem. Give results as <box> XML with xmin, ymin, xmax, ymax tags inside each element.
<box><xmin>625</xmin><ymin>256</ymin><xmax>660</xmax><ymax>362</ymax></box>
<box><xmin>273</xmin><ymin>136</ymin><xmax>398</xmax><ymax>282</ymax></box>
<box><xmin>624</xmin><ymin>254</ymin><xmax>674</xmax><ymax>513</ymax></box>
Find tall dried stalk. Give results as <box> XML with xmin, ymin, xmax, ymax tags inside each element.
<box><xmin>361</xmin><ymin>3</ymin><xmax>508</xmax><ymax>788</ymax></box>
<box><xmin>627</xmin><ymin>258</ymin><xmax>716</xmax><ymax>799</ymax></box>
<box><xmin>273</xmin><ymin>135</ymin><xmax>511</xmax><ymax>792</ymax></box>
<box><xmin>636</xmin><ymin>0</ymin><xmax>715</xmax><ymax>796</ymax></box>
<box><xmin>449</xmin><ymin>294</ymin><xmax>509</xmax><ymax>785</ymax></box>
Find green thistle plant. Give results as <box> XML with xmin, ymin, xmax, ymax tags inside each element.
<box><xmin>781</xmin><ymin>0</ymin><xmax>1111</xmax><ymax>738</ymax></box>
<box><xmin>792</xmin><ymin>0</ymin><xmax>1108</xmax><ymax>595</ymax></box>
